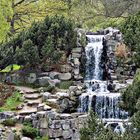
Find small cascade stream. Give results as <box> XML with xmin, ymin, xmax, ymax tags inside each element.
<box><xmin>79</xmin><ymin>35</ymin><xmax>128</xmax><ymax>133</ymax></box>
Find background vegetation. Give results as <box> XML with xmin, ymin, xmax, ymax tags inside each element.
<box><xmin>0</xmin><ymin>15</ymin><xmax>76</xmax><ymax>69</ymax></box>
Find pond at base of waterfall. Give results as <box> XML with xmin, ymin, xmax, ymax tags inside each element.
<box><xmin>78</xmin><ymin>35</ymin><xmax>128</xmax><ymax>134</ymax></box>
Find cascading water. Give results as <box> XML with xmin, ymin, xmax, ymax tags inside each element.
<box><xmin>85</xmin><ymin>35</ymin><xmax>104</xmax><ymax>81</ymax></box>
<box><xmin>79</xmin><ymin>35</ymin><xmax>128</xmax><ymax>133</ymax></box>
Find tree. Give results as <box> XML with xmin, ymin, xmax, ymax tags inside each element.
<box><xmin>14</xmin><ymin>39</ymin><xmax>39</xmax><ymax>67</ymax></box>
<box><xmin>72</xmin><ymin>0</ymin><xmax>140</xmax><ymax>29</ymax></box>
<box><xmin>80</xmin><ymin>111</ymin><xmax>123</xmax><ymax>140</ymax></box>
<box><xmin>0</xmin><ymin>15</ymin><xmax>76</xmax><ymax>69</ymax></box>
<box><xmin>121</xmin><ymin>11</ymin><xmax>140</xmax><ymax>66</ymax></box>
<box><xmin>41</xmin><ymin>37</ymin><xmax>63</xmax><ymax>65</ymax></box>
<box><xmin>120</xmin><ymin>69</ymin><xmax>140</xmax><ymax>116</ymax></box>
<box><xmin>0</xmin><ymin>0</ymin><xmax>67</xmax><ymax>42</ymax></box>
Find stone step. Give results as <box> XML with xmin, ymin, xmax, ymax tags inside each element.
<box><xmin>18</xmin><ymin>107</ymin><xmax>37</xmax><ymax>115</ymax></box>
<box><xmin>26</xmin><ymin>100</ymin><xmax>42</xmax><ymax>106</ymax></box>
<box><xmin>24</xmin><ymin>93</ymin><xmax>42</xmax><ymax>100</ymax></box>
<box><xmin>14</xmin><ymin>86</ymin><xmax>38</xmax><ymax>94</ymax></box>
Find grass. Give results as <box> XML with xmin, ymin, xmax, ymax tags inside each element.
<box><xmin>1</xmin><ymin>118</ymin><xmax>16</xmax><ymax>126</ymax></box>
<box><xmin>57</xmin><ymin>81</ymin><xmax>73</xmax><ymax>89</ymax></box>
<box><xmin>0</xmin><ymin>91</ymin><xmax>23</xmax><ymax>112</ymax></box>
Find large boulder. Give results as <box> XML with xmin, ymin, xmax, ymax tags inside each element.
<box><xmin>58</xmin><ymin>73</ymin><xmax>72</xmax><ymax>81</ymax></box>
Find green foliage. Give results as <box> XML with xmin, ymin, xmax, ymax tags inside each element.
<box><xmin>41</xmin><ymin>37</ymin><xmax>63</xmax><ymax>64</ymax></box>
<box><xmin>132</xmin><ymin>99</ymin><xmax>140</xmax><ymax>132</ymax></box>
<box><xmin>0</xmin><ymin>91</ymin><xmax>22</xmax><ymax>112</ymax></box>
<box><xmin>1</xmin><ymin>119</ymin><xmax>16</xmax><ymax>126</ymax></box>
<box><xmin>14</xmin><ymin>39</ymin><xmax>39</xmax><ymax>66</ymax></box>
<box><xmin>121</xmin><ymin>11</ymin><xmax>140</xmax><ymax>66</ymax></box>
<box><xmin>0</xmin><ymin>15</ymin><xmax>76</xmax><ymax>69</ymax></box>
<box><xmin>22</xmin><ymin>124</ymin><xmax>38</xmax><ymax>139</ymax></box>
<box><xmin>80</xmin><ymin>111</ymin><xmax>123</xmax><ymax>140</ymax></box>
<box><xmin>120</xmin><ymin>69</ymin><xmax>140</xmax><ymax>116</ymax></box>
<box><xmin>44</xmin><ymin>85</ymin><xmax>55</xmax><ymax>93</ymax></box>
<box><xmin>57</xmin><ymin>81</ymin><xmax>73</xmax><ymax>89</ymax></box>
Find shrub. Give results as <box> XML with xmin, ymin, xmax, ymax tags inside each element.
<box><xmin>22</xmin><ymin>125</ymin><xmax>38</xmax><ymax>139</ymax></box>
<box><xmin>2</xmin><ymin>119</ymin><xmax>16</xmax><ymax>126</ymax></box>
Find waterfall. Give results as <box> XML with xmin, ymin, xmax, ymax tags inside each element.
<box><xmin>79</xmin><ymin>35</ymin><xmax>128</xmax><ymax>133</ymax></box>
<box><xmin>85</xmin><ymin>35</ymin><xmax>104</xmax><ymax>80</ymax></box>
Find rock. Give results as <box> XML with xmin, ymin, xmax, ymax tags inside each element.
<box><xmin>62</xmin><ymin>121</ymin><xmax>70</xmax><ymax>130</ymax></box>
<box><xmin>21</xmin><ymin>137</ymin><xmax>32</xmax><ymax>140</ymax></box>
<box><xmin>39</xmin><ymin>128</ymin><xmax>48</xmax><ymax>137</ymax></box>
<box><xmin>47</xmin><ymin>99</ymin><xmax>58</xmax><ymax>104</ymax></box>
<box><xmin>27</xmin><ymin>100</ymin><xmax>41</xmax><ymax>106</ymax></box>
<box><xmin>72</xmin><ymin>130</ymin><xmax>80</xmax><ymax>140</ymax></box>
<box><xmin>126</xmin><ymin>79</ymin><xmax>133</xmax><ymax>85</ymax></box>
<box><xmin>75</xmin><ymin>90</ymin><xmax>82</xmax><ymax>96</ymax></box>
<box><xmin>46</xmin><ymin>111</ymin><xmax>60</xmax><ymax>120</ymax></box>
<box><xmin>48</xmin><ymin>79</ymin><xmax>61</xmax><ymax>86</ymax></box>
<box><xmin>71</xmin><ymin>113</ymin><xmax>84</xmax><ymax>118</ymax></box>
<box><xmin>49</xmin><ymin>120</ymin><xmax>61</xmax><ymax>129</ymax></box>
<box><xmin>69</xmin><ymin>86</ymin><xmax>78</xmax><ymax>92</ymax></box>
<box><xmin>7</xmin><ymin>131</ymin><xmax>14</xmax><ymax>140</ymax></box>
<box><xmin>74</xmin><ymin>58</ymin><xmax>80</xmax><ymax>65</ymax></box>
<box><xmin>44</xmin><ymin>105</ymin><xmax>52</xmax><ymax>111</ymax></box>
<box><xmin>60</xmin><ymin>65</ymin><xmax>72</xmax><ymax>73</ymax></box>
<box><xmin>58</xmin><ymin>73</ymin><xmax>72</xmax><ymax>81</ymax></box>
<box><xmin>37</xmin><ymin>103</ymin><xmax>46</xmax><ymax>111</ymax></box>
<box><xmin>74</xmin><ymin>68</ymin><xmax>80</xmax><ymax>75</ymax></box>
<box><xmin>59</xmin><ymin>114</ymin><xmax>72</xmax><ymax>119</ymax></box>
<box><xmin>37</xmin><ymin>76</ymin><xmax>50</xmax><ymax>86</ymax></box>
<box><xmin>74</xmin><ymin>75</ymin><xmax>83</xmax><ymax>80</ymax></box>
<box><xmin>58</xmin><ymin>98</ymin><xmax>72</xmax><ymax>113</ymax></box>
<box><xmin>37</xmin><ymin>111</ymin><xmax>46</xmax><ymax>118</ymax></box>
<box><xmin>72</xmin><ymin>48</ymin><xmax>82</xmax><ymax>53</ymax></box>
<box><xmin>62</xmin><ymin>130</ymin><xmax>72</xmax><ymax>139</ymax></box>
<box><xmin>0</xmin><ymin>112</ymin><xmax>16</xmax><ymax>120</ymax></box>
<box><xmin>40</xmin><ymin>118</ymin><xmax>48</xmax><ymax>129</ymax></box>
<box><xmin>56</xmin><ymin>92</ymin><xmax>69</xmax><ymax>98</ymax></box>
<box><xmin>49</xmin><ymin>72</ymin><xmax>60</xmax><ymax>79</ymax></box>
<box><xmin>49</xmin><ymin>128</ymin><xmax>63</xmax><ymax>138</ymax></box>
<box><xmin>19</xmin><ymin>108</ymin><xmax>37</xmax><ymax>115</ymax></box>
<box><xmin>72</xmin><ymin>53</ymin><xmax>81</xmax><ymax>58</ymax></box>
<box><xmin>39</xmin><ymin>72</ymin><xmax>49</xmax><ymax>77</ymax></box>
<box><xmin>24</xmin><ymin>115</ymin><xmax>32</xmax><ymax>122</ymax></box>
<box><xmin>27</xmin><ymin>73</ymin><xmax>37</xmax><ymax>84</ymax></box>
<box><xmin>42</xmin><ymin>92</ymin><xmax>51</xmax><ymax>101</ymax></box>
<box><xmin>24</xmin><ymin>93</ymin><xmax>41</xmax><ymax>100</ymax></box>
